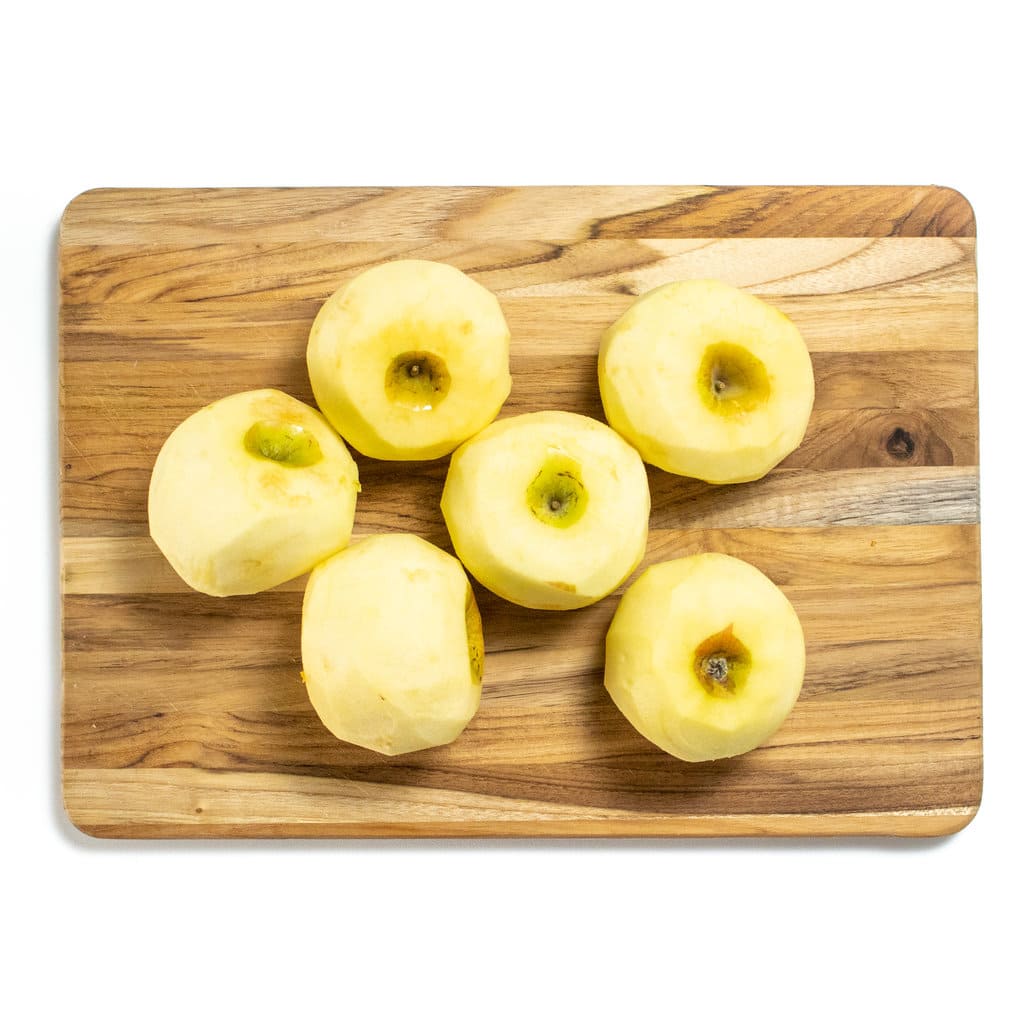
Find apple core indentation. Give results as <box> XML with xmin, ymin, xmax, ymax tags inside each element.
<box><xmin>243</xmin><ymin>421</ymin><xmax>323</xmax><ymax>468</ymax></box>
<box><xmin>693</xmin><ymin>623</ymin><xmax>752</xmax><ymax>696</ymax></box>
<box><xmin>526</xmin><ymin>453</ymin><xmax>589</xmax><ymax>528</ymax></box>
<box><xmin>698</xmin><ymin>342</ymin><xmax>771</xmax><ymax>415</ymax></box>
<box><xmin>385</xmin><ymin>351</ymin><xmax>451</xmax><ymax>411</ymax></box>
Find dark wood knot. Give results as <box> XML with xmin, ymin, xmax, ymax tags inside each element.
<box><xmin>885</xmin><ymin>427</ymin><xmax>916</xmax><ymax>460</ymax></box>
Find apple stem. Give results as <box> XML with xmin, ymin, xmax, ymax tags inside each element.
<box><xmin>549</xmin><ymin>498</ymin><xmax>562</xmax><ymax>512</ymax></box>
<box><xmin>703</xmin><ymin>655</ymin><xmax>729</xmax><ymax>683</ymax></box>
<box><xmin>409</xmin><ymin>364</ymin><xmax>422</xmax><ymax>377</ymax></box>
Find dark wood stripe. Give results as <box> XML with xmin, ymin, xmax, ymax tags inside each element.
<box><xmin>58</xmin><ymin>236</ymin><xmax>975</xmax><ymax>303</ymax></box>
<box><xmin>59</xmin><ymin>293</ymin><xmax>979</xmax><ymax>359</ymax></box>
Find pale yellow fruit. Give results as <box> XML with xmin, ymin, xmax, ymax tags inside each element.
<box><xmin>605</xmin><ymin>553</ymin><xmax>805</xmax><ymax>761</ymax></box>
<box><xmin>599</xmin><ymin>279</ymin><xmax>815</xmax><ymax>484</ymax></box>
<box><xmin>307</xmin><ymin>259</ymin><xmax>511</xmax><ymax>460</ymax></box>
<box><xmin>441</xmin><ymin>411</ymin><xmax>650</xmax><ymax>611</ymax></box>
<box><xmin>148</xmin><ymin>389</ymin><xmax>359</xmax><ymax>597</ymax></box>
<box><xmin>301</xmin><ymin>534</ymin><xmax>484</xmax><ymax>755</ymax></box>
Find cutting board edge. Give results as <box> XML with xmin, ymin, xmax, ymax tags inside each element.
<box><xmin>61</xmin><ymin>807</ymin><xmax>982</xmax><ymax>841</ymax></box>
<box><xmin>57</xmin><ymin>183</ymin><xmax>978</xmax><ymax>242</ymax></box>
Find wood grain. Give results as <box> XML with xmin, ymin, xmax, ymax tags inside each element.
<box><xmin>60</xmin><ymin>185</ymin><xmax>975</xmax><ymax>243</ymax></box>
<box><xmin>59</xmin><ymin>186</ymin><xmax>980</xmax><ymax>838</ymax></box>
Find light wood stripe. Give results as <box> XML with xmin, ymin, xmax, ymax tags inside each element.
<box><xmin>62</xmin><ymin>524</ymin><xmax>980</xmax><ymax>595</ymax></box>
<box><xmin>647</xmin><ymin>466</ymin><xmax>979</xmax><ymax>529</ymax></box>
<box><xmin>63</xmin><ymin>769</ymin><xmax>979</xmax><ymax>838</ymax></box>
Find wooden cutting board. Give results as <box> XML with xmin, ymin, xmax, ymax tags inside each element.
<box><xmin>60</xmin><ymin>186</ymin><xmax>981</xmax><ymax>838</ymax></box>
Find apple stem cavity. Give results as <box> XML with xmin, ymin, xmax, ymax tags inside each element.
<box><xmin>698</xmin><ymin>343</ymin><xmax>771</xmax><ymax>415</ymax></box>
<box><xmin>526</xmin><ymin>454</ymin><xmax>589</xmax><ymax>529</ymax></box>
<box><xmin>243</xmin><ymin>420</ymin><xmax>323</xmax><ymax>468</ymax></box>
<box><xmin>694</xmin><ymin>625</ymin><xmax>752</xmax><ymax>696</ymax></box>
<box><xmin>385</xmin><ymin>351</ymin><xmax>451</xmax><ymax>411</ymax></box>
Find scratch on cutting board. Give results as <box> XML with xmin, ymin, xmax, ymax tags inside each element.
<box><xmin>184</xmin><ymin>380</ymin><xmax>210</xmax><ymax>405</ymax></box>
<box><xmin>63</xmin><ymin>433</ymin><xmax>100</xmax><ymax>477</ymax></box>
<box><xmin>95</xmin><ymin>394</ymin><xmax>122</xmax><ymax>432</ymax></box>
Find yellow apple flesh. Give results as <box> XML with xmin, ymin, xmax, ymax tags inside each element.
<box><xmin>301</xmin><ymin>534</ymin><xmax>484</xmax><ymax>755</ymax></box>
<box><xmin>604</xmin><ymin>552</ymin><xmax>805</xmax><ymax>761</ymax></box>
<box><xmin>307</xmin><ymin>259</ymin><xmax>511</xmax><ymax>461</ymax></box>
<box><xmin>441</xmin><ymin>411</ymin><xmax>650</xmax><ymax>610</ymax></box>
<box><xmin>148</xmin><ymin>389</ymin><xmax>359</xmax><ymax>597</ymax></box>
<box><xmin>599</xmin><ymin>279</ymin><xmax>815</xmax><ymax>484</ymax></box>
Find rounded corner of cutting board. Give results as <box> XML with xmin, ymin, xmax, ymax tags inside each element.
<box><xmin>60</xmin><ymin>772</ymin><xmax>111</xmax><ymax>842</ymax></box>
<box><xmin>928</xmin><ymin>184</ymin><xmax>978</xmax><ymax>236</ymax></box>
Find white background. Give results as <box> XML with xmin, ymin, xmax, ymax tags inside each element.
<box><xmin>3</xmin><ymin>2</ymin><xmax>1017</xmax><ymax>1020</ymax></box>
